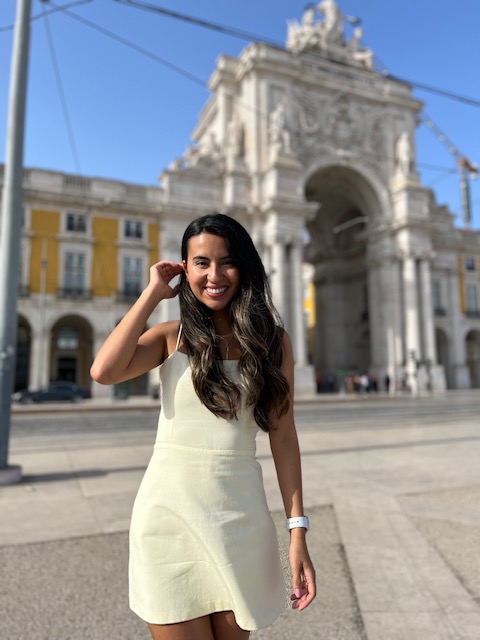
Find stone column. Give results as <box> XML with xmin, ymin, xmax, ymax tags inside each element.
<box><xmin>29</xmin><ymin>328</ymin><xmax>49</xmax><ymax>389</ymax></box>
<box><xmin>290</xmin><ymin>240</ymin><xmax>307</xmax><ymax>365</ymax></box>
<box><xmin>402</xmin><ymin>255</ymin><xmax>420</xmax><ymax>393</ymax></box>
<box><xmin>158</xmin><ymin>221</ymin><xmax>184</xmax><ymax>323</ymax></box>
<box><xmin>367</xmin><ymin>263</ymin><xmax>381</xmax><ymax>369</ymax></box>
<box><xmin>419</xmin><ymin>258</ymin><xmax>436</xmax><ymax>364</ymax></box>
<box><xmin>374</xmin><ymin>256</ymin><xmax>404</xmax><ymax>381</ymax></box>
<box><xmin>270</xmin><ymin>239</ymin><xmax>286</xmax><ymax>323</ymax></box>
<box><xmin>372</xmin><ymin>257</ymin><xmax>404</xmax><ymax>387</ymax></box>
<box><xmin>403</xmin><ymin>255</ymin><xmax>421</xmax><ymax>354</ymax></box>
<box><xmin>448</xmin><ymin>267</ymin><xmax>470</xmax><ymax>388</ymax></box>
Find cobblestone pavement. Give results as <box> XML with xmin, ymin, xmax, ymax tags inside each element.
<box><xmin>1</xmin><ymin>390</ymin><xmax>479</xmax><ymax>639</ymax></box>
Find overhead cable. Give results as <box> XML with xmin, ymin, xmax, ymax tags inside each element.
<box><xmin>42</xmin><ymin>3</ymin><xmax>82</xmax><ymax>173</ymax></box>
<box><xmin>113</xmin><ymin>0</ymin><xmax>279</xmax><ymax>46</ymax></box>
<box><xmin>53</xmin><ymin>4</ymin><xmax>465</xmax><ymax>177</ymax></box>
<box><xmin>116</xmin><ymin>0</ymin><xmax>480</xmax><ymax>109</ymax></box>
<box><xmin>0</xmin><ymin>0</ymin><xmax>92</xmax><ymax>33</ymax></box>
<box><xmin>49</xmin><ymin>1</ymin><xmax>207</xmax><ymax>88</ymax></box>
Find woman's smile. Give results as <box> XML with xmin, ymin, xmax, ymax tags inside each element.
<box><xmin>205</xmin><ymin>286</ymin><xmax>228</xmax><ymax>297</ymax></box>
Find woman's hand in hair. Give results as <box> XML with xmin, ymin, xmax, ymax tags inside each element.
<box><xmin>149</xmin><ymin>261</ymin><xmax>184</xmax><ymax>300</ymax></box>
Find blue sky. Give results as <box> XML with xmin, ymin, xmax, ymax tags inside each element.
<box><xmin>1</xmin><ymin>0</ymin><xmax>479</xmax><ymax>228</ymax></box>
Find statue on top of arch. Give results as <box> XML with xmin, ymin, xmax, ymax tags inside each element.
<box><xmin>286</xmin><ymin>0</ymin><xmax>374</xmax><ymax>70</ymax></box>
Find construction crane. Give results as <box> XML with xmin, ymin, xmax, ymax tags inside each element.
<box><xmin>419</xmin><ymin>112</ymin><xmax>478</xmax><ymax>227</ymax></box>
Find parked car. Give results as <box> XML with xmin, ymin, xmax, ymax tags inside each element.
<box><xmin>12</xmin><ymin>381</ymin><xmax>91</xmax><ymax>404</ymax></box>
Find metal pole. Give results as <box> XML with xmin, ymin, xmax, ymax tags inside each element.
<box><xmin>0</xmin><ymin>0</ymin><xmax>32</xmax><ymax>483</ymax></box>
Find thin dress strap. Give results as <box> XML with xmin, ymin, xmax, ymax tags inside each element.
<box><xmin>175</xmin><ymin>324</ymin><xmax>183</xmax><ymax>351</ymax></box>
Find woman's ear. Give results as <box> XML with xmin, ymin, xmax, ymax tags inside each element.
<box><xmin>182</xmin><ymin>260</ymin><xmax>188</xmax><ymax>279</ymax></box>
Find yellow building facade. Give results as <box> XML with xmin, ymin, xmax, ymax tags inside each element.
<box><xmin>12</xmin><ymin>167</ymin><xmax>162</xmax><ymax>398</ymax></box>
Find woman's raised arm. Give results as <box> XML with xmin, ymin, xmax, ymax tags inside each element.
<box><xmin>90</xmin><ymin>261</ymin><xmax>183</xmax><ymax>385</ymax></box>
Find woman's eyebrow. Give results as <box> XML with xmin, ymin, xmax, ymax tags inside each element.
<box><xmin>191</xmin><ymin>255</ymin><xmax>231</xmax><ymax>260</ymax></box>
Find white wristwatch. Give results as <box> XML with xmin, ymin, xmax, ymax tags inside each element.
<box><xmin>285</xmin><ymin>516</ymin><xmax>310</xmax><ymax>532</ymax></box>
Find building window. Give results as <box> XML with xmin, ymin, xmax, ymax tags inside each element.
<box><xmin>66</xmin><ymin>212</ymin><xmax>87</xmax><ymax>233</ymax></box>
<box><xmin>57</xmin><ymin>327</ymin><xmax>79</xmax><ymax>350</ymax></box>
<box><xmin>64</xmin><ymin>251</ymin><xmax>86</xmax><ymax>294</ymax></box>
<box><xmin>432</xmin><ymin>280</ymin><xmax>446</xmax><ymax>315</ymax></box>
<box><xmin>466</xmin><ymin>283</ymin><xmax>479</xmax><ymax>317</ymax></box>
<box><xmin>432</xmin><ymin>281</ymin><xmax>441</xmax><ymax>308</ymax></box>
<box><xmin>124</xmin><ymin>219</ymin><xmax>143</xmax><ymax>239</ymax></box>
<box><xmin>465</xmin><ymin>257</ymin><xmax>476</xmax><ymax>271</ymax></box>
<box><xmin>123</xmin><ymin>256</ymin><xmax>142</xmax><ymax>297</ymax></box>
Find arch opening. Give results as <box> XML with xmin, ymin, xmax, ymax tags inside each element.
<box><xmin>15</xmin><ymin>315</ymin><xmax>32</xmax><ymax>391</ymax></box>
<box><xmin>466</xmin><ymin>330</ymin><xmax>480</xmax><ymax>388</ymax></box>
<box><xmin>304</xmin><ymin>165</ymin><xmax>383</xmax><ymax>387</ymax></box>
<box><xmin>51</xmin><ymin>315</ymin><xmax>93</xmax><ymax>388</ymax></box>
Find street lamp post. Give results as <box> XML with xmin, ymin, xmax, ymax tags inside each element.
<box><xmin>0</xmin><ymin>0</ymin><xmax>32</xmax><ymax>484</ymax></box>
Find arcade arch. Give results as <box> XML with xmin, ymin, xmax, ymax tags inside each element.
<box><xmin>50</xmin><ymin>315</ymin><xmax>93</xmax><ymax>387</ymax></box>
<box><xmin>466</xmin><ymin>330</ymin><xmax>480</xmax><ymax>388</ymax></box>
<box><xmin>435</xmin><ymin>328</ymin><xmax>450</xmax><ymax>388</ymax></box>
<box><xmin>15</xmin><ymin>315</ymin><xmax>32</xmax><ymax>391</ymax></box>
<box><xmin>304</xmin><ymin>165</ymin><xmax>383</xmax><ymax>382</ymax></box>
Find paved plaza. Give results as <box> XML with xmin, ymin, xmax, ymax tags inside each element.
<box><xmin>1</xmin><ymin>390</ymin><xmax>479</xmax><ymax>639</ymax></box>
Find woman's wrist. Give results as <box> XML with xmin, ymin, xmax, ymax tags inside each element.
<box><xmin>142</xmin><ymin>283</ymin><xmax>164</xmax><ymax>305</ymax></box>
<box><xmin>289</xmin><ymin>525</ymin><xmax>307</xmax><ymax>538</ymax></box>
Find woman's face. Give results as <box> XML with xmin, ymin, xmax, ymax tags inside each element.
<box><xmin>183</xmin><ymin>233</ymin><xmax>240</xmax><ymax>315</ymax></box>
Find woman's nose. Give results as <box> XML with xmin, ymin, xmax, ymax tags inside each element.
<box><xmin>207</xmin><ymin>263</ymin><xmax>221</xmax><ymax>281</ymax></box>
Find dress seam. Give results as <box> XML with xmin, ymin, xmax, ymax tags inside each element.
<box><xmin>153</xmin><ymin>441</ymin><xmax>255</xmax><ymax>456</ymax></box>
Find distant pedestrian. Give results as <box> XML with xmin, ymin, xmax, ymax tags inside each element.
<box><xmin>384</xmin><ymin>373</ymin><xmax>391</xmax><ymax>394</ymax></box>
<box><xmin>360</xmin><ymin>373</ymin><xmax>369</xmax><ymax>394</ymax></box>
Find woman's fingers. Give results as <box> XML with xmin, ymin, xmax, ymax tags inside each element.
<box><xmin>290</xmin><ymin>564</ymin><xmax>316</xmax><ymax>610</ymax></box>
<box><xmin>153</xmin><ymin>261</ymin><xmax>183</xmax><ymax>281</ymax></box>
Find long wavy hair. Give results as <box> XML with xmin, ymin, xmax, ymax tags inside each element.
<box><xmin>178</xmin><ymin>213</ymin><xmax>290</xmax><ymax>432</ymax></box>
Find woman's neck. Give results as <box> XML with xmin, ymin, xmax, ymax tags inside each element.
<box><xmin>213</xmin><ymin>311</ymin><xmax>232</xmax><ymax>336</ymax></box>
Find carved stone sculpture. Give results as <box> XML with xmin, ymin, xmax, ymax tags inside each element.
<box><xmin>285</xmin><ymin>0</ymin><xmax>373</xmax><ymax>70</ymax></box>
<box><xmin>269</xmin><ymin>102</ymin><xmax>292</xmax><ymax>155</ymax></box>
<box><xmin>226</xmin><ymin>118</ymin><xmax>245</xmax><ymax>160</ymax></box>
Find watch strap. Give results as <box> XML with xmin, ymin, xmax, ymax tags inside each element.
<box><xmin>286</xmin><ymin>516</ymin><xmax>309</xmax><ymax>531</ymax></box>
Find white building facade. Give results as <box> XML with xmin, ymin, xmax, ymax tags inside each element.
<box><xmin>5</xmin><ymin>1</ymin><xmax>480</xmax><ymax>396</ymax></box>
<box><xmin>157</xmin><ymin>2</ymin><xmax>480</xmax><ymax>394</ymax></box>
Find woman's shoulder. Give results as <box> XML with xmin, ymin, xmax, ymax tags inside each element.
<box><xmin>144</xmin><ymin>320</ymin><xmax>181</xmax><ymax>360</ymax></box>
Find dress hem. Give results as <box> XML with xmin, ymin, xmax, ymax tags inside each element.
<box><xmin>129</xmin><ymin>599</ymin><xmax>285</xmax><ymax>632</ymax></box>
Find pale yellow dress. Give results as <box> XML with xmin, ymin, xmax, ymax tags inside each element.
<box><xmin>129</xmin><ymin>341</ymin><xmax>285</xmax><ymax>630</ymax></box>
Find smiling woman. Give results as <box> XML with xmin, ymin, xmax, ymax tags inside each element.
<box><xmin>90</xmin><ymin>212</ymin><xmax>316</xmax><ymax>640</ymax></box>
<box><xmin>183</xmin><ymin>233</ymin><xmax>240</xmax><ymax>313</ymax></box>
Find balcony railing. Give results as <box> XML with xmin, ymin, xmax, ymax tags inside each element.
<box><xmin>116</xmin><ymin>288</ymin><xmax>141</xmax><ymax>303</ymax></box>
<box><xmin>57</xmin><ymin>287</ymin><xmax>92</xmax><ymax>300</ymax></box>
<box><xmin>466</xmin><ymin>309</ymin><xmax>480</xmax><ymax>319</ymax></box>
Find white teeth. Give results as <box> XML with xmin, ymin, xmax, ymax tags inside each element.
<box><xmin>206</xmin><ymin>287</ymin><xmax>226</xmax><ymax>294</ymax></box>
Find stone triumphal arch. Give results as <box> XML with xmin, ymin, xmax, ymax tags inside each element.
<box><xmin>158</xmin><ymin>1</ymin><xmax>448</xmax><ymax>394</ymax></box>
